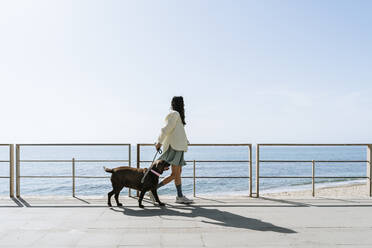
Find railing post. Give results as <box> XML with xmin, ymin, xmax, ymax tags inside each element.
<box><xmin>193</xmin><ymin>160</ymin><xmax>196</xmax><ymax>197</ymax></box>
<box><xmin>136</xmin><ymin>144</ymin><xmax>140</xmax><ymax>197</ymax></box>
<box><xmin>72</xmin><ymin>158</ymin><xmax>75</xmax><ymax>197</ymax></box>
<box><xmin>249</xmin><ymin>145</ymin><xmax>252</xmax><ymax>197</ymax></box>
<box><xmin>128</xmin><ymin>144</ymin><xmax>132</xmax><ymax>197</ymax></box>
<box><xmin>256</xmin><ymin>144</ymin><xmax>260</xmax><ymax>198</ymax></box>
<box><xmin>9</xmin><ymin>144</ymin><xmax>14</xmax><ymax>197</ymax></box>
<box><xmin>368</xmin><ymin>145</ymin><xmax>372</xmax><ymax>197</ymax></box>
<box><xmin>16</xmin><ymin>145</ymin><xmax>20</xmax><ymax>198</ymax></box>
<box><xmin>312</xmin><ymin>160</ymin><xmax>315</xmax><ymax>197</ymax></box>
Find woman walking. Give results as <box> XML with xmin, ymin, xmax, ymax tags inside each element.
<box><xmin>151</xmin><ymin>96</ymin><xmax>193</xmax><ymax>204</ymax></box>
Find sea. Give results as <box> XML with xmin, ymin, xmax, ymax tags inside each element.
<box><xmin>0</xmin><ymin>145</ymin><xmax>369</xmax><ymax>196</ymax></box>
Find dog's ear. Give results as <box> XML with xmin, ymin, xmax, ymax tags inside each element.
<box><xmin>155</xmin><ymin>160</ymin><xmax>169</xmax><ymax>172</ymax></box>
<box><xmin>163</xmin><ymin>160</ymin><xmax>170</xmax><ymax>168</ymax></box>
<box><xmin>160</xmin><ymin>160</ymin><xmax>170</xmax><ymax>172</ymax></box>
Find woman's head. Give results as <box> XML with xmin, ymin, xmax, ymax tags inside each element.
<box><xmin>171</xmin><ymin>96</ymin><xmax>186</xmax><ymax>125</ymax></box>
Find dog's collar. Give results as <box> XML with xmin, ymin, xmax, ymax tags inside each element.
<box><xmin>150</xmin><ymin>169</ymin><xmax>161</xmax><ymax>177</ymax></box>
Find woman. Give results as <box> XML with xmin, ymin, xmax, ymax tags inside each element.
<box><xmin>152</xmin><ymin>96</ymin><xmax>193</xmax><ymax>204</ymax></box>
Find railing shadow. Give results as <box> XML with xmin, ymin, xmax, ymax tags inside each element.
<box><xmin>259</xmin><ymin>197</ymin><xmax>312</xmax><ymax>207</ymax></box>
<box><xmin>73</xmin><ymin>196</ymin><xmax>91</xmax><ymax>204</ymax></box>
<box><xmin>111</xmin><ymin>205</ymin><xmax>296</xmax><ymax>233</ymax></box>
<box><xmin>0</xmin><ymin>197</ymin><xmax>24</xmax><ymax>208</ymax></box>
<box><xmin>17</xmin><ymin>197</ymin><xmax>31</xmax><ymax>207</ymax></box>
<box><xmin>11</xmin><ymin>197</ymin><xmax>24</xmax><ymax>207</ymax></box>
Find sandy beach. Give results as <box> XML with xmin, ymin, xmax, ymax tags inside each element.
<box><xmin>262</xmin><ymin>182</ymin><xmax>371</xmax><ymax>198</ymax></box>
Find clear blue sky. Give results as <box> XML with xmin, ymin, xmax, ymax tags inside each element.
<box><xmin>0</xmin><ymin>0</ymin><xmax>371</xmax><ymax>143</ymax></box>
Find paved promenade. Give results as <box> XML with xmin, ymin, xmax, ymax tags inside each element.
<box><xmin>1</xmin><ymin>196</ymin><xmax>372</xmax><ymax>247</ymax></box>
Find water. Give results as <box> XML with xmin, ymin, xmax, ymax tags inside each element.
<box><xmin>0</xmin><ymin>145</ymin><xmax>368</xmax><ymax>196</ymax></box>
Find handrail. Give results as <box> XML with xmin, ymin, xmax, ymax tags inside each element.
<box><xmin>258</xmin><ymin>143</ymin><xmax>370</xmax><ymax>146</ymax></box>
<box><xmin>0</xmin><ymin>144</ymin><xmax>14</xmax><ymax>197</ymax></box>
<box><xmin>139</xmin><ymin>160</ymin><xmax>250</xmax><ymax>163</ymax></box>
<box><xmin>260</xmin><ymin>160</ymin><xmax>368</xmax><ymax>163</ymax></box>
<box><xmin>15</xmin><ymin>144</ymin><xmax>131</xmax><ymax>197</ymax></box>
<box><xmin>138</xmin><ymin>143</ymin><xmax>252</xmax><ymax>146</ymax></box>
<box><xmin>136</xmin><ymin>143</ymin><xmax>253</xmax><ymax>197</ymax></box>
<box><xmin>256</xmin><ymin>144</ymin><xmax>372</xmax><ymax>197</ymax></box>
<box><xmin>16</xmin><ymin>143</ymin><xmax>131</xmax><ymax>146</ymax></box>
<box><xmin>20</xmin><ymin>159</ymin><xmax>130</xmax><ymax>162</ymax></box>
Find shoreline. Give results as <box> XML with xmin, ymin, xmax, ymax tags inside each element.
<box><xmin>262</xmin><ymin>182</ymin><xmax>370</xmax><ymax>198</ymax></box>
<box><xmin>260</xmin><ymin>179</ymin><xmax>366</xmax><ymax>193</ymax></box>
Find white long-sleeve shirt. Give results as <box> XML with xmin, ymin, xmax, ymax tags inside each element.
<box><xmin>157</xmin><ymin>110</ymin><xmax>188</xmax><ymax>152</ymax></box>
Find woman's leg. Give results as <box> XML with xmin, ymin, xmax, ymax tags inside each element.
<box><xmin>174</xmin><ymin>165</ymin><xmax>182</xmax><ymax>186</ymax></box>
<box><xmin>173</xmin><ymin>165</ymin><xmax>183</xmax><ymax>197</ymax></box>
<box><xmin>158</xmin><ymin>165</ymin><xmax>177</xmax><ymax>187</ymax></box>
<box><xmin>158</xmin><ymin>165</ymin><xmax>190</xmax><ymax>201</ymax></box>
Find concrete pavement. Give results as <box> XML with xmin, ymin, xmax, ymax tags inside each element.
<box><xmin>1</xmin><ymin>196</ymin><xmax>372</xmax><ymax>247</ymax></box>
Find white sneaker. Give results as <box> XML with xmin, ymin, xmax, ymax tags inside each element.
<box><xmin>147</xmin><ymin>192</ymin><xmax>155</xmax><ymax>203</ymax></box>
<box><xmin>176</xmin><ymin>196</ymin><xmax>193</xmax><ymax>204</ymax></box>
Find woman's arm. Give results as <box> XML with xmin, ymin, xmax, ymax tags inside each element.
<box><xmin>157</xmin><ymin>112</ymin><xmax>178</xmax><ymax>145</ymax></box>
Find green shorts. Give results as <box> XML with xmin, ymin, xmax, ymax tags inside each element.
<box><xmin>159</xmin><ymin>146</ymin><xmax>187</xmax><ymax>166</ymax></box>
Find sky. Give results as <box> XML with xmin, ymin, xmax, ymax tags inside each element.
<box><xmin>0</xmin><ymin>0</ymin><xmax>371</xmax><ymax>144</ymax></box>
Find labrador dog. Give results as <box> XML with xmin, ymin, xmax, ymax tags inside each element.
<box><xmin>104</xmin><ymin>160</ymin><xmax>170</xmax><ymax>208</ymax></box>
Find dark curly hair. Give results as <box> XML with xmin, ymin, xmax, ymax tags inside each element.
<box><xmin>171</xmin><ymin>96</ymin><xmax>186</xmax><ymax>125</ymax></box>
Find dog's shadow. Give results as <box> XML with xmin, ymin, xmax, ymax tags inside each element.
<box><xmin>111</xmin><ymin>204</ymin><xmax>296</xmax><ymax>233</ymax></box>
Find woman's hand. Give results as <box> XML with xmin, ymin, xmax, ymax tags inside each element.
<box><xmin>155</xmin><ymin>143</ymin><xmax>162</xmax><ymax>151</ymax></box>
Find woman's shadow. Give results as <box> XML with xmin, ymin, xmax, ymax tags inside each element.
<box><xmin>111</xmin><ymin>204</ymin><xmax>296</xmax><ymax>233</ymax></box>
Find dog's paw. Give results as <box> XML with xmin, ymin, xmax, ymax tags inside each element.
<box><xmin>117</xmin><ymin>203</ymin><xmax>123</xmax><ymax>207</ymax></box>
<box><xmin>159</xmin><ymin>202</ymin><xmax>166</xmax><ymax>207</ymax></box>
<box><xmin>108</xmin><ymin>202</ymin><xmax>112</xmax><ymax>207</ymax></box>
<box><xmin>139</xmin><ymin>204</ymin><xmax>145</xmax><ymax>208</ymax></box>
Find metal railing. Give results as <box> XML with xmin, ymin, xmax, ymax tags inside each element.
<box><xmin>4</xmin><ymin>143</ymin><xmax>371</xmax><ymax>198</ymax></box>
<box><xmin>256</xmin><ymin>144</ymin><xmax>372</xmax><ymax>197</ymax></box>
<box><xmin>137</xmin><ymin>143</ymin><xmax>253</xmax><ymax>197</ymax></box>
<box><xmin>0</xmin><ymin>144</ymin><xmax>14</xmax><ymax>197</ymax></box>
<box><xmin>15</xmin><ymin>144</ymin><xmax>131</xmax><ymax>197</ymax></box>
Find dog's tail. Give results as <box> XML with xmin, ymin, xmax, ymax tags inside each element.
<box><xmin>103</xmin><ymin>166</ymin><xmax>113</xmax><ymax>173</ymax></box>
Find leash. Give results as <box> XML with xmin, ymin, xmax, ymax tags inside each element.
<box><xmin>140</xmin><ymin>148</ymin><xmax>162</xmax><ymax>184</ymax></box>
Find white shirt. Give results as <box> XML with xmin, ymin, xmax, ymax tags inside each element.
<box><xmin>157</xmin><ymin>110</ymin><xmax>188</xmax><ymax>152</ymax></box>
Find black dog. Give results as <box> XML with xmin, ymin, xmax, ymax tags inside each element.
<box><xmin>104</xmin><ymin>160</ymin><xmax>170</xmax><ymax>208</ymax></box>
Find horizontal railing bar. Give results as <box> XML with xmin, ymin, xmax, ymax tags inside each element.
<box><xmin>0</xmin><ymin>160</ymin><xmax>10</xmax><ymax>162</ymax></box>
<box><xmin>18</xmin><ymin>175</ymin><xmax>366</xmax><ymax>180</ymax></box>
<box><xmin>0</xmin><ymin>144</ymin><xmax>12</xmax><ymax>146</ymax></box>
<box><xmin>314</xmin><ymin>176</ymin><xmax>367</xmax><ymax>179</ymax></box>
<box><xmin>19</xmin><ymin>176</ymin><xmax>251</xmax><ymax>179</ymax></box>
<box><xmin>17</xmin><ymin>143</ymin><xmax>131</xmax><ymax>146</ymax></box>
<box><xmin>76</xmin><ymin>176</ymin><xmax>110</xmax><ymax>178</ymax></box>
<box><xmin>19</xmin><ymin>160</ymin><xmax>129</xmax><ymax>163</ymax></box>
<box><xmin>138</xmin><ymin>143</ymin><xmax>251</xmax><ymax>146</ymax></box>
<box><xmin>139</xmin><ymin>160</ymin><xmax>250</xmax><ymax>163</ymax></box>
<box><xmin>75</xmin><ymin>160</ymin><xmax>129</xmax><ymax>162</ymax></box>
<box><xmin>260</xmin><ymin>160</ymin><xmax>369</xmax><ymax>163</ymax></box>
<box><xmin>188</xmin><ymin>176</ymin><xmax>250</xmax><ymax>178</ymax></box>
<box><xmin>317</xmin><ymin>160</ymin><xmax>369</xmax><ymax>163</ymax></box>
<box><xmin>0</xmin><ymin>176</ymin><xmax>10</xmax><ymax>178</ymax></box>
<box><xmin>260</xmin><ymin>160</ymin><xmax>314</xmax><ymax>163</ymax></box>
<box><xmin>158</xmin><ymin>176</ymin><xmax>250</xmax><ymax>179</ymax></box>
<box><xmin>20</xmin><ymin>176</ymin><xmax>72</xmax><ymax>178</ymax></box>
<box><xmin>261</xmin><ymin>176</ymin><xmax>313</xmax><ymax>178</ymax></box>
<box><xmin>258</xmin><ymin>144</ymin><xmax>369</xmax><ymax>146</ymax></box>
<box><xmin>70</xmin><ymin>176</ymin><xmax>243</xmax><ymax>179</ymax></box>
<box><xmin>189</xmin><ymin>144</ymin><xmax>251</xmax><ymax>146</ymax></box>
<box><xmin>261</xmin><ymin>176</ymin><xmax>367</xmax><ymax>178</ymax></box>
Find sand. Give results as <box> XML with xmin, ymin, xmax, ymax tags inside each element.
<box><xmin>262</xmin><ymin>182</ymin><xmax>371</xmax><ymax>198</ymax></box>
